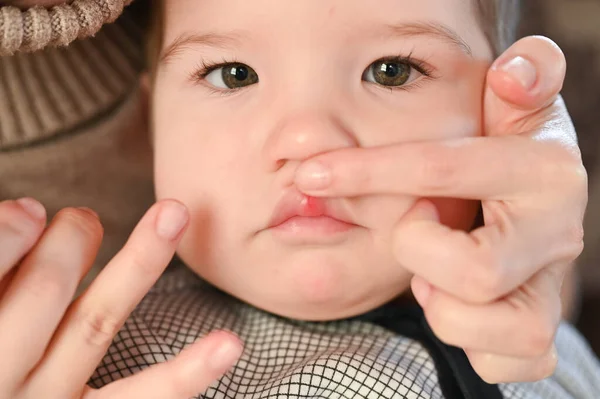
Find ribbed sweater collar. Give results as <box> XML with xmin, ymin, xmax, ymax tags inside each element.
<box><xmin>0</xmin><ymin>4</ymin><xmax>145</xmax><ymax>151</ymax></box>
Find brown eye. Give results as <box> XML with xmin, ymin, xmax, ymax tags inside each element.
<box><xmin>363</xmin><ymin>59</ymin><xmax>412</xmax><ymax>87</ymax></box>
<box><xmin>205</xmin><ymin>63</ymin><xmax>259</xmax><ymax>89</ymax></box>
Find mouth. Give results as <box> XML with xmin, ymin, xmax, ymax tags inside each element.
<box><xmin>267</xmin><ymin>190</ymin><xmax>358</xmax><ymax>244</ymax></box>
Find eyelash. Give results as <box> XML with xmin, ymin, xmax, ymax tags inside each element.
<box><xmin>188</xmin><ymin>58</ymin><xmax>245</xmax><ymax>96</ymax></box>
<box><xmin>370</xmin><ymin>52</ymin><xmax>436</xmax><ymax>93</ymax></box>
<box><xmin>187</xmin><ymin>53</ymin><xmax>437</xmax><ymax>94</ymax></box>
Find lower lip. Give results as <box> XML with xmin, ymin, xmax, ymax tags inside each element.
<box><xmin>270</xmin><ymin>216</ymin><xmax>355</xmax><ymax>242</ymax></box>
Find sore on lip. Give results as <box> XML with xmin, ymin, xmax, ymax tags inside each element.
<box><xmin>267</xmin><ymin>191</ymin><xmax>356</xmax><ymax>242</ymax></box>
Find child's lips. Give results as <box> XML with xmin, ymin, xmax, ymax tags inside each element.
<box><xmin>272</xmin><ymin>215</ymin><xmax>355</xmax><ymax>232</ymax></box>
<box><xmin>267</xmin><ymin>190</ymin><xmax>358</xmax><ymax>243</ymax></box>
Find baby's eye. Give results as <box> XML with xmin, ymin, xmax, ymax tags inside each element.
<box><xmin>362</xmin><ymin>58</ymin><xmax>421</xmax><ymax>87</ymax></box>
<box><xmin>204</xmin><ymin>63</ymin><xmax>259</xmax><ymax>89</ymax></box>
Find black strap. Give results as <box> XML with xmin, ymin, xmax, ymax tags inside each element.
<box><xmin>362</xmin><ymin>305</ymin><xmax>504</xmax><ymax>399</ymax></box>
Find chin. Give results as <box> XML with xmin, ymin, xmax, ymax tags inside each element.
<box><xmin>246</xmin><ymin>278</ymin><xmax>410</xmax><ymax>321</ymax></box>
<box><xmin>209</xmin><ymin>251</ymin><xmax>412</xmax><ymax>322</ymax></box>
<box><xmin>256</xmin><ymin>293</ymin><xmax>403</xmax><ymax>322</ymax></box>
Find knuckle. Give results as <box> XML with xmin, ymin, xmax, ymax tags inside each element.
<box><xmin>526</xmin><ymin>318</ymin><xmax>556</xmax><ymax>357</ymax></box>
<box><xmin>532</xmin><ymin>356</ymin><xmax>558</xmax><ymax>381</ymax></box>
<box><xmin>425</xmin><ymin>309</ymin><xmax>456</xmax><ymax>346</ymax></box>
<box><xmin>74</xmin><ymin>306</ymin><xmax>122</xmax><ymax>348</ymax></box>
<box><xmin>464</xmin><ymin>252</ymin><xmax>505</xmax><ymax>303</ymax></box>
<box><xmin>571</xmin><ymin>163</ymin><xmax>589</xmax><ymax>190</ymax></box>
<box><xmin>467</xmin><ymin>355</ymin><xmax>499</xmax><ymax>384</ymax></box>
<box><xmin>562</xmin><ymin>164</ymin><xmax>588</xmax><ymax>199</ymax></box>
<box><xmin>474</xmin><ymin>368</ymin><xmax>499</xmax><ymax>385</ymax></box>
<box><xmin>574</xmin><ymin>240</ymin><xmax>585</xmax><ymax>259</ymax></box>
<box><xmin>565</xmin><ymin>223</ymin><xmax>585</xmax><ymax>257</ymax></box>
<box><xmin>549</xmin><ymin>145</ymin><xmax>588</xmax><ymax>190</ymax></box>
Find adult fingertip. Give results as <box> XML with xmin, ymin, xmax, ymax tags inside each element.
<box><xmin>16</xmin><ymin>197</ymin><xmax>47</xmax><ymax>221</ymax></box>
<box><xmin>404</xmin><ymin>200</ymin><xmax>440</xmax><ymax>223</ymax></box>
<box><xmin>205</xmin><ymin>331</ymin><xmax>244</xmax><ymax>373</ymax></box>
<box><xmin>155</xmin><ymin>200</ymin><xmax>189</xmax><ymax>241</ymax></box>
<box><xmin>493</xmin><ymin>55</ymin><xmax>537</xmax><ymax>91</ymax></box>
<box><xmin>489</xmin><ymin>36</ymin><xmax>565</xmax><ymax>110</ymax></box>
<box><xmin>294</xmin><ymin>160</ymin><xmax>332</xmax><ymax>192</ymax></box>
<box><xmin>411</xmin><ymin>276</ymin><xmax>432</xmax><ymax>308</ymax></box>
<box><xmin>173</xmin><ymin>331</ymin><xmax>243</xmax><ymax>396</ymax></box>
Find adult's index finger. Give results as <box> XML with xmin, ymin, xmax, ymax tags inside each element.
<box><xmin>294</xmin><ymin>135</ymin><xmax>564</xmax><ymax>200</ymax></box>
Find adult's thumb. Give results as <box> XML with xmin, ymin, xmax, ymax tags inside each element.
<box><xmin>484</xmin><ymin>36</ymin><xmax>566</xmax><ymax>136</ymax></box>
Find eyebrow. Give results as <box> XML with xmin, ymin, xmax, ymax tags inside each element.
<box><xmin>160</xmin><ymin>20</ymin><xmax>472</xmax><ymax>64</ymax></box>
<box><xmin>383</xmin><ymin>21</ymin><xmax>473</xmax><ymax>56</ymax></box>
<box><xmin>160</xmin><ymin>32</ymin><xmax>243</xmax><ymax>64</ymax></box>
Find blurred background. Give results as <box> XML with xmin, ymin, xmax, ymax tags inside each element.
<box><xmin>519</xmin><ymin>0</ymin><xmax>600</xmax><ymax>354</ymax></box>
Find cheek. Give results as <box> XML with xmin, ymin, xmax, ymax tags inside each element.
<box><xmin>151</xmin><ymin>96</ymin><xmax>260</xmax><ymax>242</ymax></box>
<box><xmin>152</xmin><ymin>100</ymin><xmax>249</xmax><ymax>198</ymax></box>
<box><xmin>153</xmin><ymin>135</ymin><xmax>251</xmax><ymax>211</ymax></box>
<box><xmin>353</xmin><ymin>60</ymin><xmax>489</xmax><ymax>146</ymax></box>
<box><xmin>152</xmin><ymin>112</ymin><xmax>255</xmax><ymax>274</ymax></box>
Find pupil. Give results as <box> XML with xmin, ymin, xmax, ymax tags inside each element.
<box><xmin>234</xmin><ymin>66</ymin><xmax>249</xmax><ymax>81</ymax></box>
<box><xmin>384</xmin><ymin>63</ymin><xmax>399</xmax><ymax>77</ymax></box>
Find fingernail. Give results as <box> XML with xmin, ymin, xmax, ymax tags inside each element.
<box><xmin>497</xmin><ymin>56</ymin><xmax>537</xmax><ymax>90</ymax></box>
<box><xmin>207</xmin><ymin>336</ymin><xmax>243</xmax><ymax>372</ymax></box>
<box><xmin>16</xmin><ymin>197</ymin><xmax>46</xmax><ymax>220</ymax></box>
<box><xmin>413</xmin><ymin>200</ymin><xmax>440</xmax><ymax>223</ymax></box>
<box><xmin>156</xmin><ymin>201</ymin><xmax>189</xmax><ymax>240</ymax></box>
<box><xmin>295</xmin><ymin>161</ymin><xmax>331</xmax><ymax>191</ymax></box>
<box><xmin>411</xmin><ymin>276</ymin><xmax>432</xmax><ymax>307</ymax></box>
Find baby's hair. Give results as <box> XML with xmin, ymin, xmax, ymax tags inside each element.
<box><xmin>146</xmin><ymin>0</ymin><xmax>521</xmax><ymax>73</ymax></box>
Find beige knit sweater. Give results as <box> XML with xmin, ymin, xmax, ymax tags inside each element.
<box><xmin>0</xmin><ymin>0</ymin><xmax>153</xmax><ymax>288</ymax></box>
<box><xmin>0</xmin><ymin>0</ymin><xmax>133</xmax><ymax>56</ymax></box>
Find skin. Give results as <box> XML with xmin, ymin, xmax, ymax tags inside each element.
<box><xmin>0</xmin><ymin>200</ymin><xmax>243</xmax><ymax>399</ymax></box>
<box><xmin>294</xmin><ymin>36</ymin><xmax>585</xmax><ymax>383</ymax></box>
<box><xmin>153</xmin><ymin>0</ymin><xmax>490</xmax><ymax>321</ymax></box>
<box><xmin>153</xmin><ymin>0</ymin><xmax>585</xmax><ymax>383</ymax></box>
<box><xmin>0</xmin><ymin>1</ymin><xmax>585</xmax><ymax>397</ymax></box>
<box><xmin>154</xmin><ymin>0</ymin><xmax>585</xmax><ymax>383</ymax></box>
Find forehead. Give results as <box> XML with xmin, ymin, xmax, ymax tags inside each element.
<box><xmin>162</xmin><ymin>0</ymin><xmax>489</xmax><ymax>57</ymax></box>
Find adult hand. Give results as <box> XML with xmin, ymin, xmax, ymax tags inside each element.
<box><xmin>0</xmin><ymin>198</ymin><xmax>243</xmax><ymax>399</ymax></box>
<box><xmin>294</xmin><ymin>36</ymin><xmax>586</xmax><ymax>383</ymax></box>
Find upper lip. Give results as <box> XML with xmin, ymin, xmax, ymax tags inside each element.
<box><xmin>268</xmin><ymin>189</ymin><xmax>355</xmax><ymax>228</ymax></box>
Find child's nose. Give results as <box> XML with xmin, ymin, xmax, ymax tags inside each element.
<box><xmin>263</xmin><ymin>111</ymin><xmax>358</xmax><ymax>170</ymax></box>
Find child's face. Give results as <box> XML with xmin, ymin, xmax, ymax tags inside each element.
<box><xmin>152</xmin><ymin>0</ymin><xmax>493</xmax><ymax>320</ymax></box>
